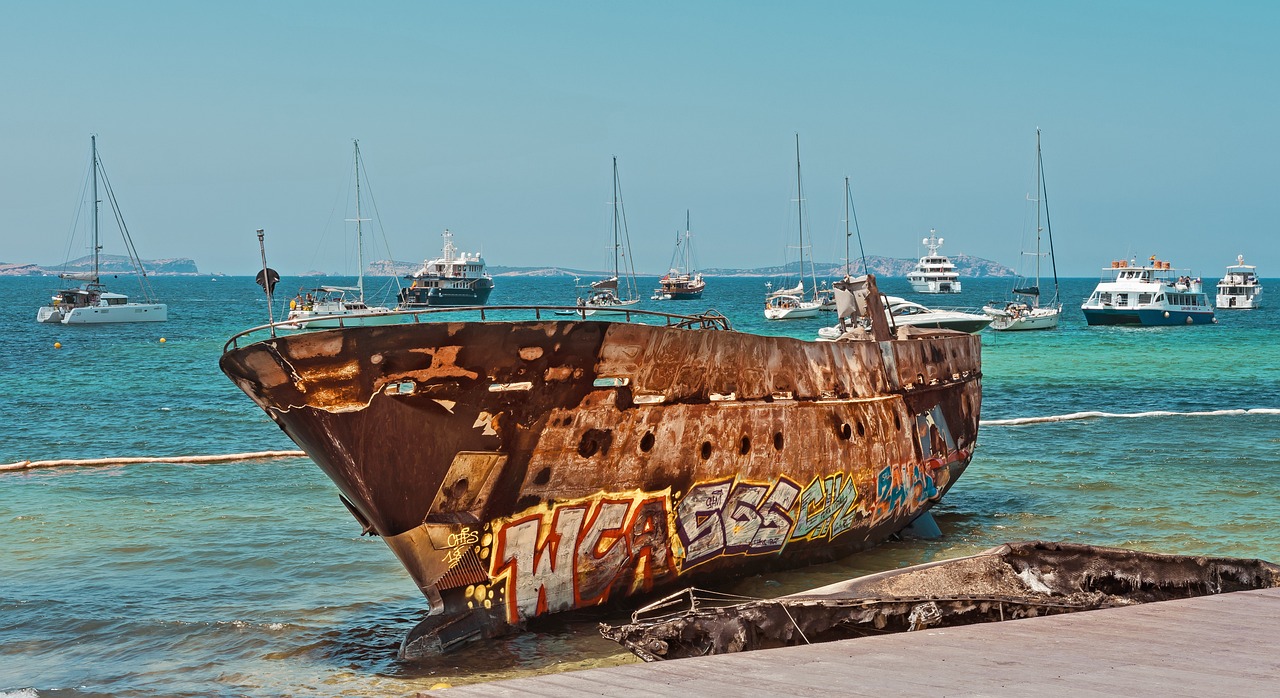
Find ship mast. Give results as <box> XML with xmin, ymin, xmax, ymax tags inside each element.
<box><xmin>1034</xmin><ymin>128</ymin><xmax>1042</xmax><ymax>307</ymax></box>
<box><xmin>612</xmin><ymin>156</ymin><xmax>621</xmax><ymax>283</ymax></box>
<box><xmin>844</xmin><ymin>177</ymin><xmax>851</xmax><ymax>278</ymax></box>
<box><xmin>91</xmin><ymin>134</ymin><xmax>100</xmax><ymax>284</ymax></box>
<box><xmin>347</xmin><ymin>140</ymin><xmax>371</xmax><ymax>303</ymax></box>
<box><xmin>795</xmin><ymin>134</ymin><xmax>814</xmax><ymax>295</ymax></box>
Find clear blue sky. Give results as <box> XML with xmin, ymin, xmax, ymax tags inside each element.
<box><xmin>3</xmin><ymin>1</ymin><xmax>1276</xmax><ymax>276</ymax></box>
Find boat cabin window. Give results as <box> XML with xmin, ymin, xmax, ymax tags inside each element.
<box><xmin>106</xmin><ymin>296</ymin><xmax>127</xmax><ymax>306</ymax></box>
<box><xmin>1099</xmin><ymin>292</ymin><xmax>1111</xmax><ymax>304</ymax></box>
<box><xmin>1155</xmin><ymin>294</ymin><xmax>1165</xmax><ymax>302</ymax></box>
<box><xmin>1115</xmin><ymin>294</ymin><xmax>1129</xmax><ymax>307</ymax></box>
<box><xmin>1138</xmin><ymin>293</ymin><xmax>1153</xmax><ymax>305</ymax></box>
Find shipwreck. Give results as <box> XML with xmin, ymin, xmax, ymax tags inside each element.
<box><xmin>219</xmin><ymin>275</ymin><xmax>982</xmax><ymax>658</ymax></box>
<box><xmin>601</xmin><ymin>540</ymin><xmax>1280</xmax><ymax>661</ymax></box>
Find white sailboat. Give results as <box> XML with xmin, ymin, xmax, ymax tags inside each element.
<box><xmin>984</xmin><ymin>128</ymin><xmax>1062</xmax><ymax>331</ymax></box>
<box><xmin>283</xmin><ymin>140</ymin><xmax>399</xmax><ymax>330</ymax></box>
<box><xmin>36</xmin><ymin>136</ymin><xmax>168</xmax><ymax>324</ymax></box>
<box><xmin>566</xmin><ymin>157</ymin><xmax>641</xmax><ymax>316</ymax></box>
<box><xmin>765</xmin><ymin>135</ymin><xmax>823</xmax><ymax>320</ymax></box>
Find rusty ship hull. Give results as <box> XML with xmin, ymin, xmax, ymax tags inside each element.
<box><xmin>219</xmin><ymin>280</ymin><xmax>981</xmax><ymax>657</ymax></box>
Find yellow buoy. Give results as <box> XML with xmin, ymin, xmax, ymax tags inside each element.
<box><xmin>54</xmin><ymin>342</ymin><xmax>62</xmax><ymax>349</ymax></box>
<box><xmin>160</xmin><ymin>338</ymin><xmax>166</xmax><ymax>343</ymax></box>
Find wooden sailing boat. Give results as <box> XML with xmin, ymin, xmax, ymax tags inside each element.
<box><xmin>568</xmin><ymin>157</ymin><xmax>641</xmax><ymax>316</ymax></box>
<box><xmin>984</xmin><ymin>128</ymin><xmax>1062</xmax><ymax>330</ymax></box>
<box><xmin>35</xmin><ymin>136</ymin><xmax>167</xmax><ymax>324</ymax></box>
<box><xmin>283</xmin><ymin>140</ymin><xmax>398</xmax><ymax>329</ymax></box>
<box><xmin>765</xmin><ymin>135</ymin><xmax>822</xmax><ymax>320</ymax></box>
<box><xmin>652</xmin><ymin>210</ymin><xmax>706</xmax><ymax>300</ymax></box>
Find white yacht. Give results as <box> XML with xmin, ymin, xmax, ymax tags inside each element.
<box><xmin>819</xmin><ymin>294</ymin><xmax>990</xmax><ymax>339</ymax></box>
<box><xmin>1081</xmin><ymin>259</ymin><xmax>1215</xmax><ymax>326</ymax></box>
<box><xmin>36</xmin><ymin>136</ymin><xmax>167</xmax><ymax>324</ymax></box>
<box><xmin>1216</xmin><ymin>255</ymin><xmax>1262</xmax><ymax>310</ymax></box>
<box><xmin>907</xmin><ymin>230</ymin><xmax>961</xmax><ymax>293</ymax></box>
<box><xmin>397</xmin><ymin>229</ymin><xmax>494</xmax><ymax>308</ymax></box>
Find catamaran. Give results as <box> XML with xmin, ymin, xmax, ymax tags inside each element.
<box><xmin>36</xmin><ymin>136</ymin><xmax>167</xmax><ymax>324</ymax></box>
<box><xmin>1081</xmin><ymin>258</ymin><xmax>1215</xmax><ymax>326</ymax></box>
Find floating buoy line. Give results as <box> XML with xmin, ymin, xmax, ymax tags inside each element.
<box><xmin>983</xmin><ymin>407</ymin><xmax>1280</xmax><ymax>427</ymax></box>
<box><xmin>8</xmin><ymin>408</ymin><xmax>1279</xmax><ymax>472</ymax></box>
<box><xmin>0</xmin><ymin>450</ymin><xmax>307</xmax><ymax>472</ymax></box>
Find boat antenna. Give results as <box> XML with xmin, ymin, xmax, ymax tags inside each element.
<box><xmin>255</xmin><ymin>228</ymin><xmax>279</xmax><ymax>336</ymax></box>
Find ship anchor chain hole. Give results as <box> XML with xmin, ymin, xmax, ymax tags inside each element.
<box><xmin>838</xmin><ymin>422</ymin><xmax>853</xmax><ymax>440</ymax></box>
<box><xmin>533</xmin><ymin>467</ymin><xmax>551</xmax><ymax>485</ymax></box>
<box><xmin>773</xmin><ymin>432</ymin><xmax>784</xmax><ymax>451</ymax></box>
<box><xmin>739</xmin><ymin>436</ymin><xmax>751</xmax><ymax>455</ymax></box>
<box><xmin>700</xmin><ymin>441</ymin><xmax>712</xmax><ymax>460</ymax></box>
<box><xmin>639</xmin><ymin>431</ymin><xmax>655</xmax><ymax>453</ymax></box>
<box><xmin>856</xmin><ymin>420</ymin><xmax>866</xmax><ymax>438</ymax></box>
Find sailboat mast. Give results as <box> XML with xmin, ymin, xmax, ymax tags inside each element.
<box><xmin>844</xmin><ymin>177</ymin><xmax>851</xmax><ymax>278</ymax></box>
<box><xmin>612</xmin><ymin>156</ymin><xmax>620</xmax><ymax>282</ymax></box>
<box><xmin>1034</xmin><ymin>128</ymin><xmax>1042</xmax><ymax>305</ymax></box>
<box><xmin>794</xmin><ymin>134</ymin><xmax>816</xmax><ymax>296</ymax></box>
<box><xmin>684</xmin><ymin>209</ymin><xmax>691</xmax><ymax>273</ymax></box>
<box><xmin>91</xmin><ymin>134</ymin><xmax>100</xmax><ymax>283</ymax></box>
<box><xmin>353</xmin><ymin>140</ymin><xmax>366</xmax><ymax>303</ymax></box>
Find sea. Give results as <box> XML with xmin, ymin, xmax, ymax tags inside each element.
<box><xmin>3</xmin><ymin>273</ymin><xmax>1278</xmax><ymax>697</ymax></box>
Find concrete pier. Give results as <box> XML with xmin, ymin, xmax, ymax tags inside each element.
<box><xmin>437</xmin><ymin>588</ymin><xmax>1280</xmax><ymax>696</ymax></box>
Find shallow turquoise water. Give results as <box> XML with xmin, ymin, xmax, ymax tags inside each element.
<box><xmin>2</xmin><ymin>274</ymin><xmax>1278</xmax><ymax>696</ymax></box>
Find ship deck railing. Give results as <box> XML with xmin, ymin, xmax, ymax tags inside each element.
<box><xmin>224</xmin><ymin>305</ymin><xmax>733</xmax><ymax>352</ymax></box>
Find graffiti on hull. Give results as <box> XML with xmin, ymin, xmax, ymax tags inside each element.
<box><xmin>489</xmin><ymin>490</ymin><xmax>675</xmax><ymax>623</ymax></box>
<box><xmin>485</xmin><ymin>406</ymin><xmax>966</xmax><ymax>621</ymax></box>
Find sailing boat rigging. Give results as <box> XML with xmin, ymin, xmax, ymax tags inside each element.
<box><xmin>765</xmin><ymin>135</ymin><xmax>822</xmax><ymax>320</ymax></box>
<box><xmin>283</xmin><ymin>140</ymin><xmax>399</xmax><ymax>329</ymax></box>
<box><xmin>36</xmin><ymin>135</ymin><xmax>167</xmax><ymax>324</ymax></box>
<box><xmin>983</xmin><ymin>128</ymin><xmax>1062</xmax><ymax>331</ymax></box>
<box><xmin>652</xmin><ymin>210</ymin><xmax>705</xmax><ymax>300</ymax></box>
<box><xmin>566</xmin><ymin>157</ymin><xmax>640</xmax><ymax>316</ymax></box>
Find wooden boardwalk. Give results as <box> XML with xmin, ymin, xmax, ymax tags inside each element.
<box><xmin>437</xmin><ymin>588</ymin><xmax>1280</xmax><ymax>696</ymax></box>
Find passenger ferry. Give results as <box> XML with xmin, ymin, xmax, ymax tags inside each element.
<box><xmin>397</xmin><ymin>229</ymin><xmax>495</xmax><ymax>308</ymax></box>
<box><xmin>1215</xmin><ymin>255</ymin><xmax>1262</xmax><ymax>309</ymax></box>
<box><xmin>906</xmin><ymin>229</ymin><xmax>961</xmax><ymax>293</ymax></box>
<box><xmin>1081</xmin><ymin>258</ymin><xmax>1215</xmax><ymax>326</ymax></box>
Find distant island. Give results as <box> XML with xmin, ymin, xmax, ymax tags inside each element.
<box><xmin>368</xmin><ymin>255</ymin><xmax>1014</xmax><ymax>278</ymax></box>
<box><xmin>0</xmin><ymin>254</ymin><xmax>1014</xmax><ymax>278</ymax></box>
<box><xmin>0</xmin><ymin>254</ymin><xmax>201</xmax><ymax>276</ymax></box>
